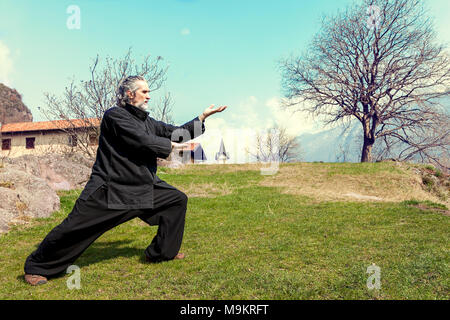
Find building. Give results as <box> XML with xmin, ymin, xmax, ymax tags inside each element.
<box><xmin>1</xmin><ymin>118</ymin><xmax>100</xmax><ymax>158</ymax></box>
<box><xmin>215</xmin><ymin>138</ymin><xmax>230</xmax><ymax>164</ymax></box>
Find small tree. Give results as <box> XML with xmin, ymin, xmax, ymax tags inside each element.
<box><xmin>152</xmin><ymin>92</ymin><xmax>175</xmax><ymax>125</ymax></box>
<box><xmin>247</xmin><ymin>125</ymin><xmax>303</xmax><ymax>163</ymax></box>
<box><xmin>41</xmin><ymin>48</ymin><xmax>173</xmax><ymax>159</ymax></box>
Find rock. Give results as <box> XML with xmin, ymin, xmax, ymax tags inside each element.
<box><xmin>0</xmin><ymin>83</ymin><xmax>33</xmax><ymax>124</ymax></box>
<box><xmin>4</xmin><ymin>153</ymin><xmax>93</xmax><ymax>191</ymax></box>
<box><xmin>0</xmin><ymin>153</ymin><xmax>94</xmax><ymax>233</ymax></box>
<box><xmin>0</xmin><ymin>167</ymin><xmax>60</xmax><ymax>233</ymax></box>
<box><xmin>0</xmin><ymin>191</ymin><xmax>19</xmax><ymax>233</ymax></box>
<box><xmin>157</xmin><ymin>158</ymin><xmax>184</xmax><ymax>169</ymax></box>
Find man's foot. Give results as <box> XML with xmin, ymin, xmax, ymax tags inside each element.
<box><xmin>145</xmin><ymin>252</ymin><xmax>185</xmax><ymax>263</ymax></box>
<box><xmin>24</xmin><ymin>274</ymin><xmax>48</xmax><ymax>286</ymax></box>
<box><xmin>174</xmin><ymin>252</ymin><xmax>185</xmax><ymax>260</ymax></box>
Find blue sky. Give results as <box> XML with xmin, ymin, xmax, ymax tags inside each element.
<box><xmin>1</xmin><ymin>0</ymin><xmax>449</xmax><ymax>162</ymax></box>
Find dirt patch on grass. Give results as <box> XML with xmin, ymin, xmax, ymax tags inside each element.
<box><xmin>167</xmin><ymin>163</ymin><xmax>266</xmax><ymax>175</ymax></box>
<box><xmin>259</xmin><ymin>162</ymin><xmax>449</xmax><ymax>206</ymax></box>
<box><xmin>343</xmin><ymin>192</ymin><xmax>383</xmax><ymax>201</ymax></box>
<box><xmin>179</xmin><ymin>182</ymin><xmax>234</xmax><ymax>198</ymax></box>
<box><xmin>409</xmin><ymin>204</ymin><xmax>450</xmax><ymax>216</ymax></box>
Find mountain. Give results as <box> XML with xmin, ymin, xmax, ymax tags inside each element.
<box><xmin>298</xmin><ymin>115</ymin><xmax>449</xmax><ymax>165</ymax></box>
<box><xmin>297</xmin><ymin>122</ymin><xmax>362</xmax><ymax>162</ymax></box>
<box><xmin>0</xmin><ymin>83</ymin><xmax>33</xmax><ymax>125</ymax></box>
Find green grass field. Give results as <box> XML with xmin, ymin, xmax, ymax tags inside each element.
<box><xmin>0</xmin><ymin>162</ymin><xmax>449</xmax><ymax>299</ymax></box>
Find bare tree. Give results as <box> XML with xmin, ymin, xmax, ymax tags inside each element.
<box><xmin>372</xmin><ymin>112</ymin><xmax>450</xmax><ymax>166</ymax></box>
<box><xmin>336</xmin><ymin>143</ymin><xmax>350</xmax><ymax>163</ymax></box>
<box><xmin>247</xmin><ymin>125</ymin><xmax>303</xmax><ymax>163</ymax></box>
<box><xmin>152</xmin><ymin>92</ymin><xmax>175</xmax><ymax>125</ymax></box>
<box><xmin>280</xmin><ymin>0</ymin><xmax>450</xmax><ymax>168</ymax></box>
<box><xmin>41</xmin><ymin>48</ymin><xmax>172</xmax><ymax>159</ymax></box>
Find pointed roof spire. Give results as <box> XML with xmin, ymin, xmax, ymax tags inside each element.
<box><xmin>215</xmin><ymin>138</ymin><xmax>230</xmax><ymax>161</ymax></box>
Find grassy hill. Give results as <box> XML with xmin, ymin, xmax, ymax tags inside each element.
<box><xmin>0</xmin><ymin>161</ymin><xmax>448</xmax><ymax>299</ymax></box>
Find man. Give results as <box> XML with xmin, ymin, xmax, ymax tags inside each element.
<box><xmin>23</xmin><ymin>75</ymin><xmax>227</xmax><ymax>286</ymax></box>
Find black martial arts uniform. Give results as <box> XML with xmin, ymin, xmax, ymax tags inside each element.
<box><xmin>24</xmin><ymin>103</ymin><xmax>205</xmax><ymax>277</ymax></box>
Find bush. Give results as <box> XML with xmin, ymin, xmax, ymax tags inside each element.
<box><xmin>422</xmin><ymin>175</ymin><xmax>435</xmax><ymax>187</ymax></box>
<box><xmin>434</xmin><ymin>169</ymin><xmax>443</xmax><ymax>178</ymax></box>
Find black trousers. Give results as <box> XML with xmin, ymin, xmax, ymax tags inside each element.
<box><xmin>24</xmin><ymin>183</ymin><xmax>188</xmax><ymax>277</ymax></box>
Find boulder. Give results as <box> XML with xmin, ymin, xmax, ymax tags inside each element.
<box><xmin>157</xmin><ymin>158</ymin><xmax>184</xmax><ymax>169</ymax></box>
<box><xmin>4</xmin><ymin>153</ymin><xmax>93</xmax><ymax>191</ymax></box>
<box><xmin>0</xmin><ymin>167</ymin><xmax>60</xmax><ymax>233</ymax></box>
<box><xmin>0</xmin><ymin>83</ymin><xmax>33</xmax><ymax>124</ymax></box>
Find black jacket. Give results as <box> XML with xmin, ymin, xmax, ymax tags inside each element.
<box><xmin>79</xmin><ymin>103</ymin><xmax>205</xmax><ymax>209</ymax></box>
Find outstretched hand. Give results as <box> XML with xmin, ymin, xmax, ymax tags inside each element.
<box><xmin>200</xmin><ymin>104</ymin><xmax>227</xmax><ymax>121</ymax></box>
<box><xmin>171</xmin><ymin>142</ymin><xmax>190</xmax><ymax>150</ymax></box>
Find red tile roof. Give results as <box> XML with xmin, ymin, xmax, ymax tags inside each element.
<box><xmin>1</xmin><ymin>118</ymin><xmax>101</xmax><ymax>133</ymax></box>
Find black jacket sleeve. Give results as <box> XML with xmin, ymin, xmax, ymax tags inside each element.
<box><xmin>105</xmin><ymin>108</ymin><xmax>173</xmax><ymax>159</ymax></box>
<box><xmin>151</xmin><ymin>117</ymin><xmax>206</xmax><ymax>143</ymax></box>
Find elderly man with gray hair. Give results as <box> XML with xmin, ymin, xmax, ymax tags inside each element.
<box><xmin>23</xmin><ymin>75</ymin><xmax>227</xmax><ymax>286</ymax></box>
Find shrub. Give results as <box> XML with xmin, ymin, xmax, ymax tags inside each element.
<box><xmin>422</xmin><ymin>175</ymin><xmax>435</xmax><ymax>187</ymax></box>
<box><xmin>434</xmin><ymin>169</ymin><xmax>443</xmax><ymax>178</ymax></box>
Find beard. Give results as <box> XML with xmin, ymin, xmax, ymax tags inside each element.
<box><xmin>136</xmin><ymin>101</ymin><xmax>149</xmax><ymax>111</ymax></box>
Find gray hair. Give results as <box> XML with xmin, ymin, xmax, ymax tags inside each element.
<box><xmin>116</xmin><ymin>75</ymin><xmax>146</xmax><ymax>107</ymax></box>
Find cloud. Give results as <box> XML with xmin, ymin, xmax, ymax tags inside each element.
<box><xmin>265</xmin><ymin>97</ymin><xmax>325</xmax><ymax>136</ymax></box>
<box><xmin>180</xmin><ymin>28</ymin><xmax>191</xmax><ymax>36</ymax></box>
<box><xmin>228</xmin><ymin>96</ymin><xmax>271</xmax><ymax>129</ymax></box>
<box><xmin>191</xmin><ymin>97</ymin><xmax>265</xmax><ymax>163</ymax></box>
<box><xmin>0</xmin><ymin>41</ymin><xmax>13</xmax><ymax>85</ymax></box>
<box><xmin>192</xmin><ymin>95</ymin><xmax>324</xmax><ymax>164</ymax></box>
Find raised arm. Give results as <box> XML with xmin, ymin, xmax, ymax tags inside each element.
<box><xmin>152</xmin><ymin>104</ymin><xmax>228</xmax><ymax>143</ymax></box>
<box><xmin>151</xmin><ymin>117</ymin><xmax>205</xmax><ymax>143</ymax></box>
<box><xmin>105</xmin><ymin>108</ymin><xmax>172</xmax><ymax>159</ymax></box>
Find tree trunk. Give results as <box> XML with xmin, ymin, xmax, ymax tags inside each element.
<box><xmin>361</xmin><ymin>137</ymin><xmax>374</xmax><ymax>162</ymax></box>
<box><xmin>361</xmin><ymin>118</ymin><xmax>375</xmax><ymax>162</ymax></box>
